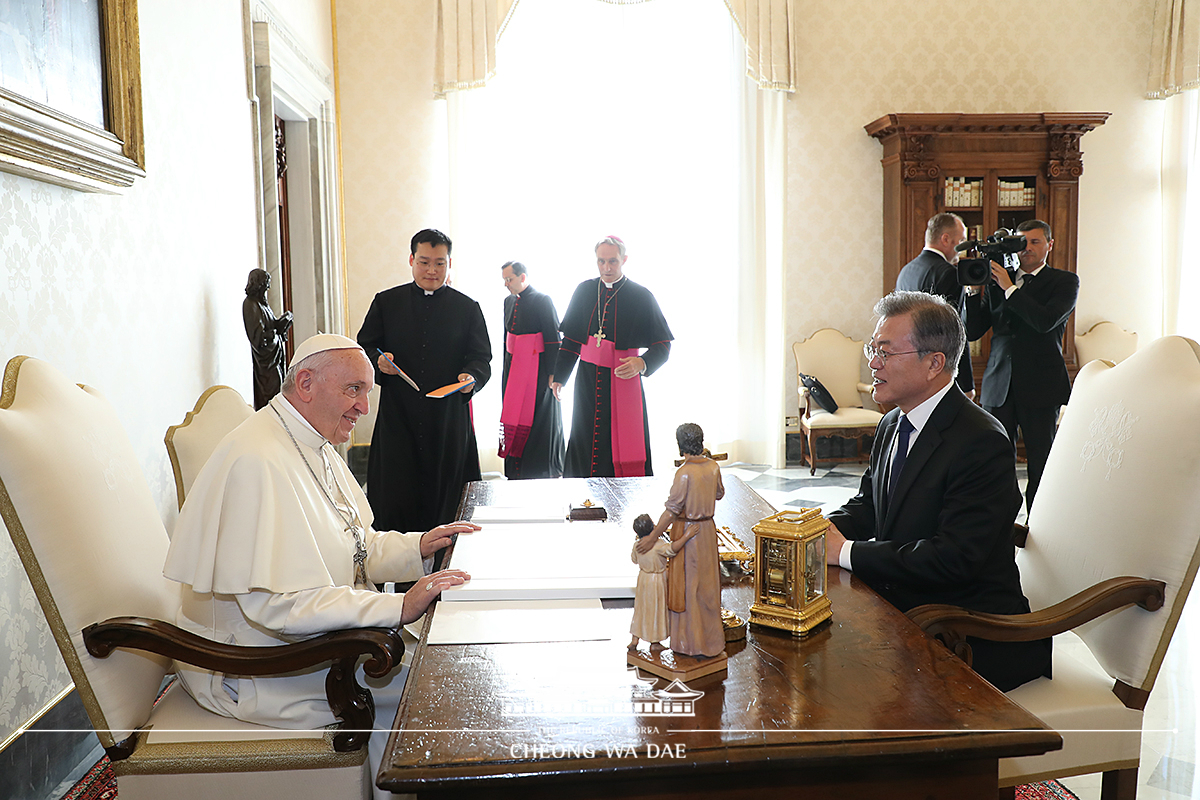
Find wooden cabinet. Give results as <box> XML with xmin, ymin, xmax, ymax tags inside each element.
<box><xmin>865</xmin><ymin>113</ymin><xmax>1108</xmax><ymax>378</ymax></box>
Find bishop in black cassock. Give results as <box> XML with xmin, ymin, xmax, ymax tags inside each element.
<box><xmin>357</xmin><ymin>232</ymin><xmax>491</xmax><ymax>533</ymax></box>
<box><xmin>500</xmin><ymin>264</ymin><xmax>564</xmax><ymax>479</ymax></box>
<box><xmin>554</xmin><ymin>237</ymin><xmax>672</xmax><ymax>478</ymax></box>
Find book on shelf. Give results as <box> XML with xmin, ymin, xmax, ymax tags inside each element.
<box><xmin>943</xmin><ymin>176</ymin><xmax>982</xmax><ymax>208</ymax></box>
<box><xmin>998</xmin><ymin>179</ymin><xmax>1035</xmax><ymax>208</ymax></box>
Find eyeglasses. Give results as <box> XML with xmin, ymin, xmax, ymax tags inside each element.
<box><xmin>863</xmin><ymin>344</ymin><xmax>924</xmax><ymax>366</ymax></box>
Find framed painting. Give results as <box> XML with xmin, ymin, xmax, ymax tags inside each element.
<box><xmin>0</xmin><ymin>0</ymin><xmax>145</xmax><ymax>193</ymax></box>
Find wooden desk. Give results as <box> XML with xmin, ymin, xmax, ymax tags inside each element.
<box><xmin>380</xmin><ymin>476</ymin><xmax>1060</xmax><ymax>799</ymax></box>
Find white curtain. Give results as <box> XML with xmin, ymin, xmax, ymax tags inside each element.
<box><xmin>435</xmin><ymin>0</ymin><xmax>519</xmax><ymax>95</ymax></box>
<box><xmin>1148</xmin><ymin>0</ymin><xmax>1200</xmax><ymax>99</ymax></box>
<box><xmin>1161</xmin><ymin>90</ymin><xmax>1200</xmax><ymax>338</ymax></box>
<box><xmin>436</xmin><ymin>0</ymin><xmax>797</xmax><ymax>96</ymax></box>
<box><xmin>445</xmin><ymin>0</ymin><xmax>787</xmax><ymax>470</ymax></box>
<box><xmin>723</xmin><ymin>0</ymin><xmax>798</xmax><ymax>91</ymax></box>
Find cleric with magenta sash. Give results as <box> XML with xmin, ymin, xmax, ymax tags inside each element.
<box><xmin>499</xmin><ymin>260</ymin><xmax>565</xmax><ymax>479</ymax></box>
<box><xmin>553</xmin><ymin>236</ymin><xmax>673</xmax><ymax>477</ymax></box>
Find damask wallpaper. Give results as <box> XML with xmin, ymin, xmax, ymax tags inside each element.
<box><xmin>0</xmin><ymin>0</ymin><xmax>260</xmax><ymax>747</ymax></box>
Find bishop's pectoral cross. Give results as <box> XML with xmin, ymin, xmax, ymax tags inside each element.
<box><xmin>593</xmin><ymin>329</ymin><xmax>606</xmax><ymax>347</ymax></box>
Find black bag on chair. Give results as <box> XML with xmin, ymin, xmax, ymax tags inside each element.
<box><xmin>799</xmin><ymin>373</ymin><xmax>838</xmax><ymax>413</ymax></box>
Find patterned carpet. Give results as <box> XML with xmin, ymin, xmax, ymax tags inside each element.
<box><xmin>1018</xmin><ymin>780</ymin><xmax>1082</xmax><ymax>799</ymax></box>
<box><xmin>59</xmin><ymin>755</ymin><xmax>114</xmax><ymax>800</ymax></box>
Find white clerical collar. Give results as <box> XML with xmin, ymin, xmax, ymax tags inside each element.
<box><xmin>602</xmin><ymin>277</ymin><xmax>625</xmax><ymax>290</ymax></box>
<box><xmin>273</xmin><ymin>394</ymin><xmax>326</xmax><ymax>444</ymax></box>
<box><xmin>902</xmin><ymin>379</ymin><xmax>955</xmax><ymax>442</ymax></box>
<box><xmin>414</xmin><ymin>282</ymin><xmax>445</xmax><ymax>296</ymax></box>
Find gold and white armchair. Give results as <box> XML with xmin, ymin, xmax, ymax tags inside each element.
<box><xmin>1075</xmin><ymin>321</ymin><xmax>1138</xmax><ymax>367</ymax></box>
<box><xmin>164</xmin><ymin>385</ymin><xmax>253</xmax><ymax>509</ymax></box>
<box><xmin>907</xmin><ymin>336</ymin><xmax>1200</xmax><ymax>800</ymax></box>
<box><xmin>793</xmin><ymin>329</ymin><xmax>883</xmax><ymax>475</ymax></box>
<box><xmin>0</xmin><ymin>357</ymin><xmax>402</xmax><ymax>800</ymax></box>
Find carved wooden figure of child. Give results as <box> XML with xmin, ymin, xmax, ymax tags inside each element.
<box><xmin>629</xmin><ymin>513</ymin><xmax>699</xmax><ymax>653</ymax></box>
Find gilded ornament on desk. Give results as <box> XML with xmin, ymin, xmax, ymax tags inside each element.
<box><xmin>716</xmin><ymin>525</ymin><xmax>752</xmax><ymax>569</ymax></box>
<box><xmin>721</xmin><ymin>608</ymin><xmax>747</xmax><ymax>642</ymax></box>
<box><xmin>749</xmin><ymin>508</ymin><xmax>833</xmax><ymax>637</ymax></box>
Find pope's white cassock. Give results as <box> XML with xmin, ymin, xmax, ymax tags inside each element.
<box><xmin>163</xmin><ymin>392</ymin><xmax>426</xmax><ymax>795</ymax></box>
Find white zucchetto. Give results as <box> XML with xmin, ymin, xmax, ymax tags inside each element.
<box><xmin>288</xmin><ymin>333</ymin><xmax>365</xmax><ymax>369</ymax></box>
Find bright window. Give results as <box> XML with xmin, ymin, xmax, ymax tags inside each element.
<box><xmin>447</xmin><ymin>0</ymin><xmax>764</xmax><ymax>470</ymax></box>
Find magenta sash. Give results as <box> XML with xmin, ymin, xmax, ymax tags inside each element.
<box><xmin>499</xmin><ymin>332</ymin><xmax>543</xmax><ymax>459</ymax></box>
<box><xmin>580</xmin><ymin>338</ymin><xmax>646</xmax><ymax>477</ymax></box>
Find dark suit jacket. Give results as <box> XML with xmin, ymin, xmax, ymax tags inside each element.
<box><xmin>827</xmin><ymin>387</ymin><xmax>1050</xmax><ymax>691</ymax></box>
<box><xmin>896</xmin><ymin>249</ymin><xmax>974</xmax><ymax>394</ymax></box>
<box><xmin>965</xmin><ymin>266</ymin><xmax>1079</xmax><ymax>408</ymax></box>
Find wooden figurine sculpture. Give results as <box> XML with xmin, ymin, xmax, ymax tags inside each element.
<box><xmin>628</xmin><ymin>423</ymin><xmax>728</xmax><ymax>680</ymax></box>
<box><xmin>629</xmin><ymin>513</ymin><xmax>699</xmax><ymax>654</ymax></box>
<box><xmin>243</xmin><ymin>268</ymin><xmax>293</xmax><ymax>409</ymax></box>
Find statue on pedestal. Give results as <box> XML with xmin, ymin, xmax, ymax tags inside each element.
<box><xmin>629</xmin><ymin>423</ymin><xmax>727</xmax><ymax>680</ymax></box>
<box><xmin>243</xmin><ymin>268</ymin><xmax>293</xmax><ymax>409</ymax></box>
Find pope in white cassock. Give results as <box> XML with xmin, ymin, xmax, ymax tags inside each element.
<box><xmin>163</xmin><ymin>333</ymin><xmax>475</xmax><ymax>798</ymax></box>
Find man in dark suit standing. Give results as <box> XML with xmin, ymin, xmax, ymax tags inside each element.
<box><xmin>825</xmin><ymin>291</ymin><xmax>1050</xmax><ymax>692</ymax></box>
<box><xmin>965</xmin><ymin>219</ymin><xmax>1078</xmax><ymax>513</ymax></box>
<box><xmin>896</xmin><ymin>212</ymin><xmax>975</xmax><ymax>398</ymax></box>
<box><xmin>357</xmin><ymin>229</ymin><xmax>492</xmax><ymax>533</ymax></box>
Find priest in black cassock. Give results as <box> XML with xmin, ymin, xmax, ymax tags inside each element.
<box><xmin>357</xmin><ymin>229</ymin><xmax>491</xmax><ymax>532</ymax></box>
<box><xmin>552</xmin><ymin>236</ymin><xmax>673</xmax><ymax>478</ymax></box>
<box><xmin>499</xmin><ymin>261</ymin><xmax>565</xmax><ymax>479</ymax></box>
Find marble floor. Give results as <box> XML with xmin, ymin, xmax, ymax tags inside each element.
<box><xmin>728</xmin><ymin>460</ymin><xmax>1200</xmax><ymax>800</ymax></box>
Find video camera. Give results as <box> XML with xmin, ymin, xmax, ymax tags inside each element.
<box><xmin>954</xmin><ymin>229</ymin><xmax>1026</xmax><ymax>285</ymax></box>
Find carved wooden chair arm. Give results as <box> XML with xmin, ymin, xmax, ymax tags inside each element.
<box><xmin>84</xmin><ymin>616</ymin><xmax>405</xmax><ymax>753</ymax></box>
<box><xmin>906</xmin><ymin>576</ymin><xmax>1166</xmax><ymax>667</ymax></box>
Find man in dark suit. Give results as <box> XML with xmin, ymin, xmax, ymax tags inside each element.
<box><xmin>965</xmin><ymin>219</ymin><xmax>1078</xmax><ymax>513</ymax></box>
<box><xmin>825</xmin><ymin>291</ymin><xmax>1050</xmax><ymax>692</ymax></box>
<box><xmin>896</xmin><ymin>212</ymin><xmax>975</xmax><ymax>398</ymax></box>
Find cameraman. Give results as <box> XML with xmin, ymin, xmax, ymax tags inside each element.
<box><xmin>965</xmin><ymin>219</ymin><xmax>1079</xmax><ymax>513</ymax></box>
<box><xmin>896</xmin><ymin>212</ymin><xmax>975</xmax><ymax>399</ymax></box>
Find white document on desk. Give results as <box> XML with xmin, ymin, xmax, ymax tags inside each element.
<box><xmin>427</xmin><ymin>598</ymin><xmax>623</xmax><ymax>644</ymax></box>
<box><xmin>442</xmin><ymin>520</ymin><xmax>637</xmax><ymax>601</ymax></box>
<box><xmin>469</xmin><ymin>505</ymin><xmax>566</xmax><ymax>524</ymax></box>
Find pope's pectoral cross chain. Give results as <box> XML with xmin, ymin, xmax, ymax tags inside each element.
<box><xmin>350</xmin><ymin>525</ymin><xmax>369</xmax><ymax>587</ymax></box>
<box><xmin>272</xmin><ymin>404</ymin><xmax>374</xmax><ymax>590</ymax></box>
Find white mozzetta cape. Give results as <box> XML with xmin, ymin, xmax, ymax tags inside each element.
<box><xmin>163</xmin><ymin>395</ymin><xmax>425</xmax><ymax>729</ymax></box>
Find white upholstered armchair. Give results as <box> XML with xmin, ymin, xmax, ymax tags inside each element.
<box><xmin>792</xmin><ymin>329</ymin><xmax>882</xmax><ymax>475</ymax></box>
<box><xmin>1075</xmin><ymin>321</ymin><xmax>1138</xmax><ymax>367</ymax></box>
<box><xmin>0</xmin><ymin>357</ymin><xmax>402</xmax><ymax>800</ymax></box>
<box><xmin>164</xmin><ymin>385</ymin><xmax>253</xmax><ymax>509</ymax></box>
<box><xmin>907</xmin><ymin>336</ymin><xmax>1200</xmax><ymax>800</ymax></box>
